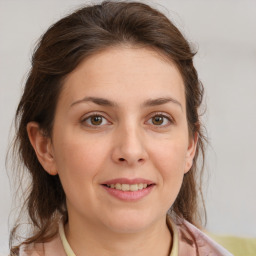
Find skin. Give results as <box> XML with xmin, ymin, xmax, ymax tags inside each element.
<box><xmin>27</xmin><ymin>46</ymin><xmax>197</xmax><ymax>256</ymax></box>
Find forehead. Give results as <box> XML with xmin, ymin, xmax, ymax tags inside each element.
<box><xmin>60</xmin><ymin>46</ymin><xmax>185</xmax><ymax>107</ymax></box>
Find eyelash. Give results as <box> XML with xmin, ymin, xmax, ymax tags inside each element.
<box><xmin>81</xmin><ymin>112</ymin><xmax>111</xmax><ymax>128</ymax></box>
<box><xmin>80</xmin><ymin>112</ymin><xmax>174</xmax><ymax>128</ymax></box>
<box><xmin>146</xmin><ymin>112</ymin><xmax>173</xmax><ymax>128</ymax></box>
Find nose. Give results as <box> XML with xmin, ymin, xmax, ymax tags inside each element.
<box><xmin>111</xmin><ymin>124</ymin><xmax>148</xmax><ymax>166</ymax></box>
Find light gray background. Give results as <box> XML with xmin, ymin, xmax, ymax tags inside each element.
<box><xmin>1</xmin><ymin>0</ymin><xmax>256</xmax><ymax>254</ymax></box>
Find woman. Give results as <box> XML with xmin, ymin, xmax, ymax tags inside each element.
<box><xmin>10</xmin><ymin>1</ymin><xmax>233</xmax><ymax>255</ymax></box>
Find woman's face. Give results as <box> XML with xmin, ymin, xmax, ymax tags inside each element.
<box><xmin>42</xmin><ymin>46</ymin><xmax>196</xmax><ymax>233</ymax></box>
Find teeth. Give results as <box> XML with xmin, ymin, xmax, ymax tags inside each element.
<box><xmin>115</xmin><ymin>183</ymin><xmax>122</xmax><ymax>190</ymax></box>
<box><xmin>130</xmin><ymin>184</ymin><xmax>138</xmax><ymax>191</ymax></box>
<box><xmin>138</xmin><ymin>184</ymin><xmax>144</xmax><ymax>190</ymax></box>
<box><xmin>122</xmin><ymin>184</ymin><xmax>129</xmax><ymax>191</ymax></box>
<box><xmin>106</xmin><ymin>183</ymin><xmax>149</xmax><ymax>191</ymax></box>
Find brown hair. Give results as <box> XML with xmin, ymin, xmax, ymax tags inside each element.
<box><xmin>10</xmin><ymin>1</ymin><xmax>206</xmax><ymax>254</ymax></box>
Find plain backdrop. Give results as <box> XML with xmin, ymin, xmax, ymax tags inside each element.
<box><xmin>1</xmin><ymin>0</ymin><xmax>256</xmax><ymax>254</ymax></box>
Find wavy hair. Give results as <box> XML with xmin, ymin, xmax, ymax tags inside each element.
<box><xmin>10</xmin><ymin>1</ymin><xmax>206</xmax><ymax>254</ymax></box>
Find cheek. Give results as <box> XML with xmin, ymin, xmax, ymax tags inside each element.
<box><xmin>150</xmin><ymin>140</ymin><xmax>188</xmax><ymax>176</ymax></box>
<box><xmin>52</xmin><ymin>135</ymin><xmax>110</xmax><ymax>212</ymax></box>
<box><xmin>149</xmin><ymin>140</ymin><xmax>188</xmax><ymax>210</ymax></box>
<box><xmin>53</xmin><ymin>135</ymin><xmax>109</xmax><ymax>181</ymax></box>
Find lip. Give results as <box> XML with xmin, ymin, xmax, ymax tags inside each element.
<box><xmin>102</xmin><ymin>178</ymin><xmax>154</xmax><ymax>185</ymax></box>
<box><xmin>101</xmin><ymin>178</ymin><xmax>155</xmax><ymax>201</ymax></box>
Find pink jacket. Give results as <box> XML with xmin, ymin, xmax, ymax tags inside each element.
<box><xmin>20</xmin><ymin>220</ymin><xmax>233</xmax><ymax>256</ymax></box>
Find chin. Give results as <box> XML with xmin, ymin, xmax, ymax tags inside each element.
<box><xmin>107</xmin><ymin>221</ymin><xmax>149</xmax><ymax>234</ymax></box>
<box><xmin>102</xmin><ymin>210</ymin><xmax>159</xmax><ymax>234</ymax></box>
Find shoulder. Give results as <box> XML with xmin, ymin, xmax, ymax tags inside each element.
<box><xmin>19</xmin><ymin>235</ymin><xmax>66</xmax><ymax>256</ymax></box>
<box><xmin>175</xmin><ymin>219</ymin><xmax>234</xmax><ymax>256</ymax></box>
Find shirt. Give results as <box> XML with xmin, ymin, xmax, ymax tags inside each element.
<box><xmin>59</xmin><ymin>218</ymin><xmax>179</xmax><ymax>256</ymax></box>
<box><xmin>20</xmin><ymin>217</ymin><xmax>233</xmax><ymax>256</ymax></box>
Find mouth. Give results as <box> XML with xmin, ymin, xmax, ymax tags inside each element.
<box><xmin>101</xmin><ymin>178</ymin><xmax>155</xmax><ymax>201</ymax></box>
<box><xmin>102</xmin><ymin>183</ymin><xmax>153</xmax><ymax>192</ymax></box>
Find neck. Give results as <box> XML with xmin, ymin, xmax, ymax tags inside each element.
<box><xmin>65</xmin><ymin>215</ymin><xmax>172</xmax><ymax>256</ymax></box>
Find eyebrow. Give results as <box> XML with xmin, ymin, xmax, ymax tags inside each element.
<box><xmin>70</xmin><ymin>96</ymin><xmax>182</xmax><ymax>110</ymax></box>
<box><xmin>143</xmin><ymin>97</ymin><xmax>182</xmax><ymax>110</ymax></box>
<box><xmin>70</xmin><ymin>97</ymin><xmax>117</xmax><ymax>107</ymax></box>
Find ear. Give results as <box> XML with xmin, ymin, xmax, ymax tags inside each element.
<box><xmin>27</xmin><ymin>122</ymin><xmax>58</xmax><ymax>175</ymax></box>
<box><xmin>184</xmin><ymin>132</ymin><xmax>198</xmax><ymax>174</ymax></box>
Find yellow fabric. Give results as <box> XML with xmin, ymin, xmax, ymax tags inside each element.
<box><xmin>208</xmin><ymin>233</ymin><xmax>256</xmax><ymax>256</ymax></box>
<box><xmin>167</xmin><ymin>217</ymin><xmax>179</xmax><ymax>256</ymax></box>
<box><xmin>59</xmin><ymin>219</ymin><xmax>179</xmax><ymax>256</ymax></box>
<box><xmin>59</xmin><ymin>222</ymin><xmax>76</xmax><ymax>256</ymax></box>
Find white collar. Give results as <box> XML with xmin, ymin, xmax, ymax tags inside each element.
<box><xmin>59</xmin><ymin>217</ymin><xmax>179</xmax><ymax>256</ymax></box>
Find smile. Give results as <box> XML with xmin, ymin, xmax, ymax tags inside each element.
<box><xmin>101</xmin><ymin>178</ymin><xmax>155</xmax><ymax>201</ymax></box>
<box><xmin>104</xmin><ymin>183</ymin><xmax>149</xmax><ymax>191</ymax></box>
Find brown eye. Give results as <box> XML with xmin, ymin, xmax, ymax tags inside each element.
<box><xmin>82</xmin><ymin>114</ymin><xmax>109</xmax><ymax>127</ymax></box>
<box><xmin>147</xmin><ymin>114</ymin><xmax>172</xmax><ymax>127</ymax></box>
<box><xmin>152</xmin><ymin>116</ymin><xmax>164</xmax><ymax>125</ymax></box>
<box><xmin>90</xmin><ymin>116</ymin><xmax>103</xmax><ymax>125</ymax></box>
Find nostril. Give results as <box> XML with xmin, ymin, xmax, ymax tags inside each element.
<box><xmin>117</xmin><ymin>158</ymin><xmax>144</xmax><ymax>163</ymax></box>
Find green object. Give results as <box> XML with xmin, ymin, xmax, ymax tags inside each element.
<box><xmin>208</xmin><ymin>233</ymin><xmax>256</xmax><ymax>256</ymax></box>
